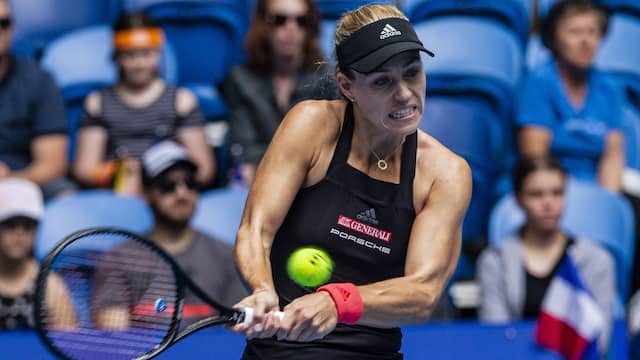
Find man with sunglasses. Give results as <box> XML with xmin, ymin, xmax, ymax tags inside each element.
<box><xmin>92</xmin><ymin>140</ymin><xmax>247</xmax><ymax>330</ymax></box>
<box><xmin>142</xmin><ymin>141</ymin><xmax>248</xmax><ymax>319</ymax></box>
<box><xmin>0</xmin><ymin>0</ymin><xmax>69</xmax><ymax>199</ymax></box>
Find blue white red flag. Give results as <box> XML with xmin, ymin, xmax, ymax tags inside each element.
<box><xmin>535</xmin><ymin>256</ymin><xmax>603</xmax><ymax>360</ymax></box>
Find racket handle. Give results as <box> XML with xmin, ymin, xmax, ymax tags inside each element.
<box><xmin>242</xmin><ymin>308</ymin><xmax>285</xmax><ymax>324</ymax></box>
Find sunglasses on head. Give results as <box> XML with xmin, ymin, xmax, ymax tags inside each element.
<box><xmin>266</xmin><ymin>13</ymin><xmax>309</xmax><ymax>28</ymax></box>
<box><xmin>0</xmin><ymin>17</ymin><xmax>12</xmax><ymax>30</ymax></box>
<box><xmin>154</xmin><ymin>177</ymin><xmax>198</xmax><ymax>194</ymax></box>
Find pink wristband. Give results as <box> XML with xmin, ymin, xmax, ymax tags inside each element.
<box><xmin>317</xmin><ymin>283</ymin><xmax>363</xmax><ymax>325</ymax></box>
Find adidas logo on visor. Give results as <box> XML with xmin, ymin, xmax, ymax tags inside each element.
<box><xmin>379</xmin><ymin>24</ymin><xmax>401</xmax><ymax>40</ymax></box>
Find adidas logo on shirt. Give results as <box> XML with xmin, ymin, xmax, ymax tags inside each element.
<box><xmin>356</xmin><ymin>208</ymin><xmax>379</xmax><ymax>225</ymax></box>
<box><xmin>379</xmin><ymin>24</ymin><xmax>402</xmax><ymax>40</ymax></box>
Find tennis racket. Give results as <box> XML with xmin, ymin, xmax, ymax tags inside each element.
<box><xmin>34</xmin><ymin>227</ymin><xmax>283</xmax><ymax>360</ymax></box>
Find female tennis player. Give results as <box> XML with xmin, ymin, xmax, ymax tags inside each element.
<box><xmin>232</xmin><ymin>4</ymin><xmax>472</xmax><ymax>359</ymax></box>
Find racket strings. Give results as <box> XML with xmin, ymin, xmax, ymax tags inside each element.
<box><xmin>40</xmin><ymin>232</ymin><xmax>180</xmax><ymax>360</ymax></box>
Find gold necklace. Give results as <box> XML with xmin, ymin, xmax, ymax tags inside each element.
<box><xmin>370</xmin><ymin>141</ymin><xmax>404</xmax><ymax>171</ymax></box>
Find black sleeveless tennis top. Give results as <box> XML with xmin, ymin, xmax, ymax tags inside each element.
<box><xmin>243</xmin><ymin>103</ymin><xmax>417</xmax><ymax>359</ymax></box>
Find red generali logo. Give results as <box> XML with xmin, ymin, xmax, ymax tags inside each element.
<box><xmin>337</xmin><ymin>214</ymin><xmax>392</xmax><ymax>242</ymax></box>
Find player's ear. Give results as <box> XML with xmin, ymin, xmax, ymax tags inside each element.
<box><xmin>336</xmin><ymin>71</ymin><xmax>355</xmax><ymax>102</ymax></box>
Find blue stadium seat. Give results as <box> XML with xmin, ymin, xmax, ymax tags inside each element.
<box><xmin>315</xmin><ymin>1</ymin><xmax>395</xmax><ymax>61</ymax></box>
<box><xmin>488</xmin><ymin>178</ymin><xmax>636</xmax><ymax>299</ymax></box>
<box><xmin>405</xmin><ymin>0</ymin><xmax>530</xmax><ymax>47</ymax></box>
<box><xmin>40</xmin><ymin>25</ymin><xmax>178</xmax><ymax>158</ymax></box>
<box><xmin>421</xmin><ymin>96</ymin><xmax>504</xmax><ymax>280</ymax></box>
<box><xmin>183</xmin><ymin>83</ymin><xmax>228</xmax><ymax>120</ymax></box>
<box><xmin>319</xmin><ymin>19</ymin><xmax>337</xmax><ymax>63</ymax></box>
<box><xmin>595</xmin><ymin>14</ymin><xmax>640</xmax><ymax>100</ymax></box>
<box><xmin>537</xmin><ymin>0</ymin><xmax>557</xmax><ymax>19</ymax></box>
<box><xmin>414</xmin><ymin>16</ymin><xmax>524</xmax><ymax>119</ymax></box>
<box><xmin>623</xmin><ymin>105</ymin><xmax>640</xmax><ymax>170</ymax></box>
<box><xmin>420</xmin><ymin>96</ymin><xmax>503</xmax><ymax>182</ymax></box>
<box><xmin>123</xmin><ymin>0</ymin><xmax>248</xmax><ymax>85</ymax></box>
<box><xmin>524</xmin><ymin>33</ymin><xmax>550</xmax><ymax>70</ymax></box>
<box><xmin>599</xmin><ymin>0</ymin><xmax>640</xmax><ymax>17</ymax></box>
<box><xmin>191</xmin><ymin>186</ymin><xmax>249</xmax><ymax>246</ymax></box>
<box><xmin>35</xmin><ymin>190</ymin><xmax>154</xmax><ymax>260</ymax></box>
<box><xmin>316</xmin><ymin>0</ymin><xmax>395</xmax><ymax>18</ymax></box>
<box><xmin>9</xmin><ymin>0</ymin><xmax>120</xmax><ymax>56</ymax></box>
<box><xmin>183</xmin><ymin>83</ymin><xmax>231</xmax><ymax>186</ymax></box>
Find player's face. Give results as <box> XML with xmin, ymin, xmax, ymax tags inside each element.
<box><xmin>0</xmin><ymin>1</ymin><xmax>13</xmax><ymax>57</ymax></box>
<box><xmin>266</xmin><ymin>0</ymin><xmax>309</xmax><ymax>59</ymax></box>
<box><xmin>0</xmin><ymin>217</ymin><xmax>37</xmax><ymax>261</ymax></box>
<box><xmin>553</xmin><ymin>10</ymin><xmax>603</xmax><ymax>70</ymax></box>
<box><xmin>517</xmin><ymin>169</ymin><xmax>566</xmax><ymax>233</ymax></box>
<box><xmin>116</xmin><ymin>48</ymin><xmax>161</xmax><ymax>88</ymax></box>
<box><xmin>347</xmin><ymin>51</ymin><xmax>425</xmax><ymax>136</ymax></box>
<box><xmin>148</xmin><ymin>167</ymin><xmax>198</xmax><ymax>225</ymax></box>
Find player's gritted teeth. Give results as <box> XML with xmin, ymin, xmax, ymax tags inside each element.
<box><xmin>388</xmin><ymin>106</ymin><xmax>417</xmax><ymax>120</ymax></box>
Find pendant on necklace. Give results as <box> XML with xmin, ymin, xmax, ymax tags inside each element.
<box><xmin>377</xmin><ymin>159</ymin><xmax>388</xmax><ymax>171</ymax></box>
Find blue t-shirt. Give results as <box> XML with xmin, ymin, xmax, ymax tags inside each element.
<box><xmin>0</xmin><ymin>55</ymin><xmax>67</xmax><ymax>170</ymax></box>
<box><xmin>516</xmin><ymin>60</ymin><xmax>623</xmax><ymax>181</ymax></box>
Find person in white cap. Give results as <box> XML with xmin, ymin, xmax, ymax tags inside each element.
<box><xmin>92</xmin><ymin>141</ymin><xmax>247</xmax><ymax>330</ymax></box>
<box><xmin>0</xmin><ymin>178</ymin><xmax>76</xmax><ymax>330</ymax></box>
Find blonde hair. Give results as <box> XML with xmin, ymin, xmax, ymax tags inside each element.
<box><xmin>334</xmin><ymin>4</ymin><xmax>408</xmax><ymax>67</ymax></box>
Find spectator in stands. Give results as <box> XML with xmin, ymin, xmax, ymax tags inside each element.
<box><xmin>516</xmin><ymin>0</ymin><xmax>623</xmax><ymax>192</ymax></box>
<box><xmin>72</xmin><ymin>12</ymin><xmax>214</xmax><ymax>196</ymax></box>
<box><xmin>0</xmin><ymin>0</ymin><xmax>70</xmax><ymax>200</ymax></box>
<box><xmin>477</xmin><ymin>156</ymin><xmax>615</xmax><ymax>351</ymax></box>
<box><xmin>220</xmin><ymin>0</ymin><xmax>339</xmax><ymax>185</ymax></box>
<box><xmin>92</xmin><ymin>140</ymin><xmax>247</xmax><ymax>330</ymax></box>
<box><xmin>0</xmin><ymin>178</ymin><xmax>76</xmax><ymax>330</ymax></box>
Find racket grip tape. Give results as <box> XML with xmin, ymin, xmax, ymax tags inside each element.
<box><xmin>241</xmin><ymin>308</ymin><xmax>285</xmax><ymax>324</ymax></box>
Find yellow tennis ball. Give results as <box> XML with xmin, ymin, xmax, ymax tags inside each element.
<box><xmin>287</xmin><ymin>247</ymin><xmax>334</xmax><ymax>287</ymax></box>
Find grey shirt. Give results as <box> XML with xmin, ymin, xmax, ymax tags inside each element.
<box><xmin>477</xmin><ymin>235</ymin><xmax>616</xmax><ymax>352</ymax></box>
<box><xmin>92</xmin><ymin>231</ymin><xmax>248</xmax><ymax>325</ymax></box>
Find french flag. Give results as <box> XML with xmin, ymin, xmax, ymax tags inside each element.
<box><xmin>535</xmin><ymin>255</ymin><xmax>604</xmax><ymax>360</ymax></box>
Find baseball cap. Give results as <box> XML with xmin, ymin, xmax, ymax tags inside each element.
<box><xmin>0</xmin><ymin>178</ymin><xmax>44</xmax><ymax>223</ymax></box>
<box><xmin>336</xmin><ymin>17</ymin><xmax>434</xmax><ymax>74</ymax></box>
<box><xmin>142</xmin><ymin>140</ymin><xmax>197</xmax><ymax>181</ymax></box>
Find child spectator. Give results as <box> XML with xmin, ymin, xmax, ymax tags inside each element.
<box><xmin>73</xmin><ymin>12</ymin><xmax>215</xmax><ymax>196</ymax></box>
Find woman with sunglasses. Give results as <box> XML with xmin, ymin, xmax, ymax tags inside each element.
<box><xmin>231</xmin><ymin>4</ymin><xmax>471</xmax><ymax>359</ymax></box>
<box><xmin>220</xmin><ymin>0</ymin><xmax>339</xmax><ymax>186</ymax></box>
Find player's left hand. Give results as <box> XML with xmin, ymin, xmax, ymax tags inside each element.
<box><xmin>276</xmin><ymin>291</ymin><xmax>338</xmax><ymax>342</ymax></box>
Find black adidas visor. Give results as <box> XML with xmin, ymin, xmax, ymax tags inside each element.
<box><xmin>336</xmin><ymin>17</ymin><xmax>434</xmax><ymax>74</ymax></box>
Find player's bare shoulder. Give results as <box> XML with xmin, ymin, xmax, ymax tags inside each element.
<box><xmin>285</xmin><ymin>99</ymin><xmax>344</xmax><ymax>140</ymax></box>
<box><xmin>413</xmin><ymin>130</ymin><xmax>472</xmax><ymax>211</ymax></box>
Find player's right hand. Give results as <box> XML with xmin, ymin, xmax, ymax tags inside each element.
<box><xmin>231</xmin><ymin>288</ymin><xmax>280</xmax><ymax>339</ymax></box>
